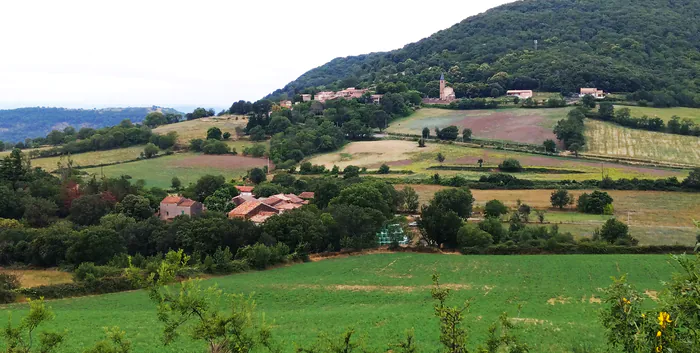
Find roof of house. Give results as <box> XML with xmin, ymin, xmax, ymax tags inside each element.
<box><xmin>249</xmin><ymin>211</ymin><xmax>278</xmax><ymax>224</ymax></box>
<box><xmin>235</xmin><ymin>186</ymin><xmax>255</xmax><ymax>193</ymax></box>
<box><xmin>276</xmin><ymin>202</ymin><xmax>303</xmax><ymax>211</ymax></box>
<box><xmin>284</xmin><ymin>194</ymin><xmax>305</xmax><ymax>204</ymax></box>
<box><xmin>507</xmin><ymin>90</ymin><xmax>533</xmax><ymax>93</ymax></box>
<box><xmin>161</xmin><ymin>196</ymin><xmax>199</xmax><ymax>207</ymax></box>
<box><xmin>231</xmin><ymin>194</ymin><xmax>256</xmax><ymax>206</ymax></box>
<box><xmin>580</xmin><ymin>88</ymin><xmax>598</xmax><ymax>93</ymax></box>
<box><xmin>299</xmin><ymin>192</ymin><xmax>315</xmax><ymax>199</ymax></box>
<box><xmin>228</xmin><ymin>200</ymin><xmax>279</xmax><ymax>218</ymax></box>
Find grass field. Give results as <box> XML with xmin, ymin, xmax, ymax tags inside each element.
<box><xmin>0</xmin><ymin>253</ymin><xmax>682</xmax><ymax>352</ymax></box>
<box><xmin>26</xmin><ymin>146</ymin><xmax>147</xmax><ymax>171</ymax></box>
<box><xmin>387</xmin><ymin>108</ymin><xmax>569</xmax><ymax>145</ymax></box>
<box><xmin>584</xmin><ymin>120</ymin><xmax>700</xmax><ymax>166</ymax></box>
<box><xmin>153</xmin><ymin>115</ymin><xmax>247</xmax><ymax>144</ymax></box>
<box><xmin>81</xmin><ymin>153</ymin><xmax>268</xmax><ymax>188</ymax></box>
<box><xmin>310</xmin><ymin>140</ymin><xmax>688</xmax><ymax>182</ymax></box>
<box><xmin>396</xmin><ymin>185</ymin><xmax>699</xmax><ymax>246</ymax></box>
<box><xmin>619</xmin><ymin>106</ymin><xmax>700</xmax><ymax>125</ymax></box>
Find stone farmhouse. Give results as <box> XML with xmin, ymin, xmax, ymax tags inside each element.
<box><xmin>159</xmin><ymin>196</ymin><xmax>204</xmax><ymax>221</ymax></box>
<box><xmin>506</xmin><ymin>90</ymin><xmax>533</xmax><ymax>99</ymax></box>
<box><xmin>228</xmin><ymin>193</ymin><xmax>311</xmax><ymax>224</ymax></box>
<box><xmin>580</xmin><ymin>88</ymin><xmax>606</xmax><ymax>99</ymax></box>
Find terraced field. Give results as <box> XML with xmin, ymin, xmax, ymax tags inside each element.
<box><xmin>309</xmin><ymin>140</ymin><xmax>688</xmax><ymax>181</ymax></box>
<box><xmin>584</xmin><ymin>120</ymin><xmax>700</xmax><ymax>166</ymax></box>
<box><xmin>0</xmin><ymin>253</ymin><xmax>681</xmax><ymax>353</ymax></box>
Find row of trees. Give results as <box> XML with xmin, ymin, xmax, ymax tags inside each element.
<box><xmin>596</xmin><ymin>104</ymin><xmax>700</xmax><ymax>136</ymax></box>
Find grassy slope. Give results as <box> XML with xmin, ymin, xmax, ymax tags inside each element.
<box><xmin>397</xmin><ymin>185</ymin><xmax>699</xmax><ymax>246</ymax></box>
<box><xmin>81</xmin><ymin>152</ymin><xmax>268</xmax><ymax>189</ymax></box>
<box><xmin>0</xmin><ymin>253</ymin><xmax>680</xmax><ymax>353</ymax></box>
<box><xmin>309</xmin><ymin>140</ymin><xmax>688</xmax><ymax>181</ymax></box>
<box><xmin>619</xmin><ymin>106</ymin><xmax>700</xmax><ymax>125</ymax></box>
<box><xmin>153</xmin><ymin>115</ymin><xmax>247</xmax><ymax>144</ymax></box>
<box><xmin>584</xmin><ymin>120</ymin><xmax>700</xmax><ymax>166</ymax></box>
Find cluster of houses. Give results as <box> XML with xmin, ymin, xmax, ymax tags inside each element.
<box><xmin>158</xmin><ymin>187</ymin><xmax>315</xmax><ymax>225</ymax></box>
<box><xmin>506</xmin><ymin>88</ymin><xmax>606</xmax><ymax>100</ymax></box>
<box><xmin>277</xmin><ymin>88</ymin><xmax>383</xmax><ymax>108</ymax></box>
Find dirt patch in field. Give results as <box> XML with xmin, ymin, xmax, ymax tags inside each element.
<box><xmin>547</xmin><ymin>296</ymin><xmax>572</xmax><ymax>305</ymax></box>
<box><xmin>456</xmin><ymin>112</ymin><xmax>559</xmax><ymax>146</ymax></box>
<box><xmin>309</xmin><ymin>140</ymin><xmax>434</xmax><ymax>169</ymax></box>
<box><xmin>173</xmin><ymin>155</ymin><xmax>269</xmax><ymax>169</ymax></box>
<box><xmin>511</xmin><ymin>318</ymin><xmax>551</xmax><ymax>325</ymax></box>
<box><xmin>645</xmin><ymin>290</ymin><xmax>659</xmax><ymax>301</ymax></box>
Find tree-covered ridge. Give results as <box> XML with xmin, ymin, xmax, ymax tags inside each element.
<box><xmin>0</xmin><ymin>106</ymin><xmax>181</xmax><ymax>142</ymax></box>
<box><xmin>269</xmin><ymin>0</ymin><xmax>700</xmax><ymax>105</ymax></box>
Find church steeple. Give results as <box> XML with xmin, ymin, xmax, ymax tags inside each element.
<box><xmin>439</xmin><ymin>73</ymin><xmax>446</xmax><ymax>100</ymax></box>
<box><xmin>440</xmin><ymin>72</ymin><xmax>445</xmax><ymax>81</ymax></box>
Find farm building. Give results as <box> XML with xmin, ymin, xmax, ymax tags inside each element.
<box><xmin>235</xmin><ymin>185</ymin><xmax>254</xmax><ymax>196</ymax></box>
<box><xmin>506</xmin><ymin>90</ymin><xmax>533</xmax><ymax>99</ymax></box>
<box><xmin>227</xmin><ymin>193</ymin><xmax>309</xmax><ymax>224</ymax></box>
<box><xmin>580</xmin><ymin>88</ymin><xmax>606</xmax><ymax>99</ymax></box>
<box><xmin>159</xmin><ymin>196</ymin><xmax>204</xmax><ymax>221</ymax></box>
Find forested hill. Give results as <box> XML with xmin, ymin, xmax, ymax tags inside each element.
<box><xmin>268</xmin><ymin>0</ymin><xmax>700</xmax><ymax>105</ymax></box>
<box><xmin>0</xmin><ymin>106</ymin><xmax>181</xmax><ymax>142</ymax></box>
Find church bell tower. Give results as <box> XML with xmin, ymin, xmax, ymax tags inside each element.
<box><xmin>439</xmin><ymin>73</ymin><xmax>446</xmax><ymax>101</ymax></box>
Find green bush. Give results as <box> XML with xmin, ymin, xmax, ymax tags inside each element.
<box><xmin>235</xmin><ymin>243</ymin><xmax>290</xmax><ymax>270</ymax></box>
<box><xmin>0</xmin><ymin>273</ymin><xmax>20</xmax><ymax>304</ymax></box>
<box><xmin>17</xmin><ymin>277</ymin><xmax>137</xmax><ymax>300</ymax></box>
<box><xmin>73</xmin><ymin>262</ymin><xmax>123</xmax><ymax>282</ymax></box>
<box><xmin>378</xmin><ymin>164</ymin><xmax>390</xmax><ymax>174</ymax></box>
<box><xmin>457</xmin><ymin>223</ymin><xmax>493</xmax><ymax>248</ymax></box>
<box><xmin>498</xmin><ymin>158</ymin><xmax>523</xmax><ymax>172</ymax></box>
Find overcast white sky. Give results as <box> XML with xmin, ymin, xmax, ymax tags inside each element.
<box><xmin>0</xmin><ymin>0</ymin><xmax>515</xmax><ymax>110</ymax></box>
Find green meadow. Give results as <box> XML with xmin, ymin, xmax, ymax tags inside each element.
<box><xmin>0</xmin><ymin>253</ymin><xmax>681</xmax><ymax>353</ymax></box>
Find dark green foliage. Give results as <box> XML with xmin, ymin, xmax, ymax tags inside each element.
<box><xmin>462</xmin><ymin>128</ymin><xmax>472</xmax><ymax>141</ymax></box>
<box><xmin>66</xmin><ymin>227</ymin><xmax>125</xmax><ymax>265</ymax></box>
<box><xmin>478</xmin><ymin>217</ymin><xmax>506</xmax><ymax>244</ymax></box>
<box><xmin>343</xmin><ymin>165</ymin><xmax>361</xmax><ymax>179</ymax></box>
<box><xmin>201</xmin><ymin>140</ymin><xmax>230</xmax><ymax>155</ymax></box>
<box><xmin>269</xmin><ymin>0</ymin><xmax>700</xmax><ymax>109</ymax></box>
<box><xmin>248</xmin><ymin>168</ymin><xmax>267</xmax><ymax>185</ymax></box>
<box><xmin>682</xmin><ymin>168</ymin><xmax>700</xmax><ymax>190</ymax></box>
<box><xmin>22</xmin><ymin>196</ymin><xmax>58</xmax><ymax>228</ymax></box>
<box><xmin>599</xmin><ymin>218</ymin><xmax>637</xmax><ymax>245</ymax></box>
<box><xmin>243</xmin><ymin>143</ymin><xmax>266</xmax><ymax>157</ymax></box>
<box><xmin>550</xmin><ymin>189</ymin><xmax>573</xmax><ymax>209</ymax></box>
<box><xmin>252</xmin><ymin>183</ymin><xmax>283</xmax><ymax>198</ymax></box>
<box><xmin>577</xmin><ymin>190</ymin><xmax>614</xmax><ymax>214</ymax></box>
<box><xmin>457</xmin><ymin>223</ymin><xmax>493</xmax><ymax>248</ymax></box>
<box><xmin>329</xmin><ymin>204</ymin><xmax>385</xmax><ymax>250</ymax></box>
<box><xmin>498</xmin><ymin>158</ymin><xmax>522</xmax><ymax>172</ymax></box>
<box><xmin>437</xmin><ymin>126</ymin><xmax>459</xmax><ymax>140</ymax></box>
<box><xmin>483</xmin><ymin>199</ymin><xmax>508</xmax><ymax>218</ymax></box>
<box><xmin>235</xmin><ymin>242</ymin><xmax>290</xmax><ymax>270</ymax></box>
<box><xmin>223</xmin><ymin>131</ymin><xmax>232</xmax><ymax>140</ymax></box>
<box><xmin>69</xmin><ymin>194</ymin><xmax>116</xmax><ymax>226</ymax></box>
<box><xmin>378</xmin><ymin>164</ymin><xmax>390</xmax><ymax>174</ymax></box>
<box><xmin>17</xmin><ymin>277</ymin><xmax>137</xmax><ymax>300</ymax></box>
<box><xmin>143</xmin><ymin>143</ymin><xmax>159</xmax><ymax>158</ymax></box>
<box><xmin>554</xmin><ymin>108</ymin><xmax>586</xmax><ymax>151</ymax></box>
<box><xmin>0</xmin><ymin>273</ymin><xmax>20</xmax><ymax>304</ymax></box>
<box><xmin>432</xmin><ymin>188</ymin><xmax>474</xmax><ymax>218</ymax></box>
<box><xmin>189</xmin><ymin>138</ymin><xmax>205</xmax><ymax>152</ymax></box>
<box><xmin>261</xmin><ymin>207</ymin><xmax>332</xmax><ymax>253</ymax></box>
<box><xmin>206</xmin><ymin>127</ymin><xmax>222</xmax><ymax>140</ymax></box>
<box><xmin>543</xmin><ymin>139</ymin><xmax>557</xmax><ymax>153</ymax></box>
<box><xmin>249</xmin><ymin>125</ymin><xmax>267</xmax><ymax>141</ymax></box>
<box><xmin>188</xmin><ymin>174</ymin><xmax>226</xmax><ymax>202</ymax></box>
<box><xmin>581</xmin><ymin>95</ymin><xmax>596</xmax><ymax>109</ymax></box>
<box><xmin>115</xmin><ymin>195</ymin><xmax>154</xmax><ymax>220</ymax></box>
<box><xmin>73</xmin><ymin>262</ymin><xmax>123</xmax><ymax>282</ymax></box>
<box><xmin>150</xmin><ymin>131</ymin><xmax>178</xmax><ymax>150</ymax></box>
<box><xmin>185</xmin><ymin>107</ymin><xmax>215</xmax><ymax>121</ymax></box>
<box><xmin>422</xmin><ymin>127</ymin><xmax>430</xmax><ymax>139</ymax></box>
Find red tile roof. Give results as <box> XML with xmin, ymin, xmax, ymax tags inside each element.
<box><xmin>178</xmin><ymin>199</ymin><xmax>197</xmax><ymax>207</ymax></box>
<box><xmin>235</xmin><ymin>186</ymin><xmax>255</xmax><ymax>193</ymax></box>
<box><xmin>228</xmin><ymin>200</ymin><xmax>279</xmax><ymax>218</ymax></box>
<box><xmin>284</xmin><ymin>194</ymin><xmax>305</xmax><ymax>204</ymax></box>
<box><xmin>161</xmin><ymin>196</ymin><xmax>184</xmax><ymax>204</ymax></box>
<box><xmin>276</xmin><ymin>203</ymin><xmax>303</xmax><ymax>211</ymax></box>
<box><xmin>249</xmin><ymin>211</ymin><xmax>278</xmax><ymax>223</ymax></box>
<box><xmin>299</xmin><ymin>192</ymin><xmax>315</xmax><ymax>199</ymax></box>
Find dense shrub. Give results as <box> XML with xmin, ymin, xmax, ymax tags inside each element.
<box><xmin>73</xmin><ymin>262</ymin><xmax>123</xmax><ymax>282</ymax></box>
<box><xmin>0</xmin><ymin>273</ymin><xmax>20</xmax><ymax>304</ymax></box>
<box><xmin>457</xmin><ymin>223</ymin><xmax>493</xmax><ymax>248</ymax></box>
<box><xmin>498</xmin><ymin>158</ymin><xmax>523</xmax><ymax>172</ymax></box>
<box><xmin>235</xmin><ymin>243</ymin><xmax>290</xmax><ymax>270</ymax></box>
<box><xmin>577</xmin><ymin>190</ymin><xmax>613</xmax><ymax>214</ymax></box>
<box><xmin>16</xmin><ymin>276</ymin><xmax>137</xmax><ymax>300</ymax></box>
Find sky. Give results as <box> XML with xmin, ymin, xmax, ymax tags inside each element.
<box><xmin>0</xmin><ymin>0</ymin><xmax>516</xmax><ymax>111</ymax></box>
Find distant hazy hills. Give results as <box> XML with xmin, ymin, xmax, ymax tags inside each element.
<box><xmin>269</xmin><ymin>0</ymin><xmax>700</xmax><ymax>100</ymax></box>
<box><xmin>0</xmin><ymin>106</ymin><xmax>182</xmax><ymax>142</ymax></box>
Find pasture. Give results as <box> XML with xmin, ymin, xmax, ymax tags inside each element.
<box><xmin>397</xmin><ymin>185</ymin><xmax>699</xmax><ymax>246</ymax></box>
<box><xmin>0</xmin><ymin>253</ymin><xmax>681</xmax><ymax>352</ymax></box>
<box><xmin>0</xmin><ymin>269</ymin><xmax>72</xmax><ymax>288</ymax></box>
<box><xmin>26</xmin><ymin>146</ymin><xmax>146</xmax><ymax>171</ymax></box>
<box><xmin>619</xmin><ymin>105</ymin><xmax>700</xmax><ymax>125</ymax></box>
<box><xmin>387</xmin><ymin>108</ymin><xmax>569</xmax><ymax>145</ymax></box>
<box><xmin>153</xmin><ymin>115</ymin><xmax>247</xmax><ymax>144</ymax></box>
<box><xmin>309</xmin><ymin>140</ymin><xmax>688</xmax><ymax>181</ymax></box>
<box><xmin>584</xmin><ymin>120</ymin><xmax>700</xmax><ymax>166</ymax></box>
<box><xmin>81</xmin><ymin>153</ymin><xmax>268</xmax><ymax>188</ymax></box>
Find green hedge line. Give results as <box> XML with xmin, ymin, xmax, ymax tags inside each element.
<box><xmin>16</xmin><ymin>277</ymin><xmax>137</xmax><ymax>300</ymax></box>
